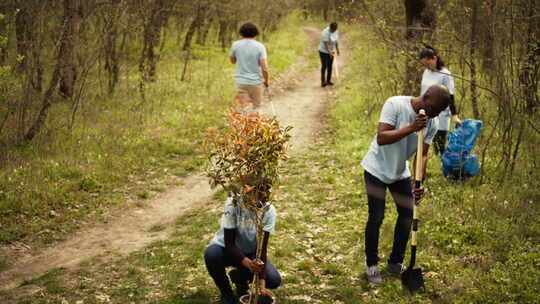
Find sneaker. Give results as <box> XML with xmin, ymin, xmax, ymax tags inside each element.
<box><xmin>387</xmin><ymin>262</ymin><xmax>407</xmax><ymax>276</ymax></box>
<box><xmin>366</xmin><ymin>265</ymin><xmax>383</xmax><ymax>285</ymax></box>
<box><xmin>326</xmin><ymin>81</ymin><xmax>334</xmax><ymax>86</ymax></box>
<box><xmin>321</xmin><ymin>82</ymin><xmax>327</xmax><ymax>87</ymax></box>
<box><xmin>229</xmin><ymin>269</ymin><xmax>249</xmax><ymax>298</ymax></box>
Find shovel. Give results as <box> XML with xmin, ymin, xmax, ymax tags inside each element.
<box><xmin>401</xmin><ymin>109</ymin><xmax>426</xmax><ymax>293</ymax></box>
<box><xmin>334</xmin><ymin>53</ymin><xmax>339</xmax><ymax>81</ymax></box>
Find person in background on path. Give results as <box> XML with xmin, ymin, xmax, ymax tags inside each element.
<box><xmin>319</xmin><ymin>22</ymin><xmax>339</xmax><ymax>87</ymax></box>
<box><xmin>360</xmin><ymin>84</ymin><xmax>451</xmax><ymax>285</ymax></box>
<box><xmin>230</xmin><ymin>22</ymin><xmax>269</xmax><ymax>111</ymax></box>
<box><xmin>419</xmin><ymin>46</ymin><xmax>462</xmax><ymax>155</ymax></box>
<box><xmin>204</xmin><ymin>183</ymin><xmax>281</xmax><ymax>304</ymax></box>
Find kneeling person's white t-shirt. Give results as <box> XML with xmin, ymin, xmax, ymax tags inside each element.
<box><xmin>361</xmin><ymin>96</ymin><xmax>437</xmax><ymax>184</ymax></box>
<box><xmin>211</xmin><ymin>197</ymin><xmax>276</xmax><ymax>254</ymax></box>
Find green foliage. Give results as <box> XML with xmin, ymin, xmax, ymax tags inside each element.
<box><xmin>0</xmin><ymin>11</ymin><xmax>308</xmax><ymax>246</ymax></box>
<box><xmin>203</xmin><ymin>110</ymin><xmax>291</xmax><ymax>208</ymax></box>
<box><xmin>79</xmin><ymin>175</ymin><xmax>104</xmax><ymax>193</ymax></box>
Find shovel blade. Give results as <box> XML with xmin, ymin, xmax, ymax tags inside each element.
<box><xmin>401</xmin><ymin>267</ymin><xmax>424</xmax><ymax>293</ymax></box>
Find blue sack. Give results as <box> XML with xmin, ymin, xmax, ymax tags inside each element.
<box><xmin>441</xmin><ymin>119</ymin><xmax>483</xmax><ymax>179</ymax></box>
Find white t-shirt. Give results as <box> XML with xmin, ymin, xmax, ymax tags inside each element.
<box><xmin>420</xmin><ymin>67</ymin><xmax>455</xmax><ymax>131</ymax></box>
<box><xmin>230</xmin><ymin>39</ymin><xmax>267</xmax><ymax>86</ymax></box>
<box><xmin>210</xmin><ymin>197</ymin><xmax>276</xmax><ymax>254</ymax></box>
<box><xmin>319</xmin><ymin>27</ymin><xmax>338</xmax><ymax>54</ymax></box>
<box><xmin>361</xmin><ymin>96</ymin><xmax>437</xmax><ymax>184</ymax></box>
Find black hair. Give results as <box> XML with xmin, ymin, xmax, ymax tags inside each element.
<box><xmin>330</xmin><ymin>22</ymin><xmax>338</xmax><ymax>32</ymax></box>
<box><xmin>424</xmin><ymin>84</ymin><xmax>451</xmax><ymax>110</ymax></box>
<box><xmin>239</xmin><ymin>22</ymin><xmax>259</xmax><ymax>38</ymax></box>
<box><xmin>419</xmin><ymin>46</ymin><xmax>445</xmax><ymax>70</ymax></box>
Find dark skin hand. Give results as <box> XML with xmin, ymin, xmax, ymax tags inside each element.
<box><xmin>412</xmin><ymin>181</ymin><xmax>425</xmax><ymax>204</ymax></box>
<box><xmin>376</xmin><ymin>111</ymin><xmax>428</xmax><ymax>146</ymax></box>
<box><xmin>242</xmin><ymin>257</ymin><xmax>264</xmax><ymax>273</ymax></box>
<box><xmin>242</xmin><ymin>258</ymin><xmax>275</xmax><ymax>299</ymax></box>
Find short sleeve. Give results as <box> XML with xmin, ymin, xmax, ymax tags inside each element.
<box><xmin>322</xmin><ymin>30</ymin><xmax>330</xmax><ymax>42</ymax></box>
<box><xmin>424</xmin><ymin>120</ymin><xmax>437</xmax><ymax>145</ymax></box>
<box><xmin>221</xmin><ymin>198</ymin><xmax>237</xmax><ymax>229</ymax></box>
<box><xmin>442</xmin><ymin>72</ymin><xmax>455</xmax><ymax>95</ymax></box>
<box><xmin>331</xmin><ymin>31</ymin><xmax>339</xmax><ymax>42</ymax></box>
<box><xmin>259</xmin><ymin>44</ymin><xmax>267</xmax><ymax>60</ymax></box>
<box><xmin>262</xmin><ymin>206</ymin><xmax>276</xmax><ymax>233</ymax></box>
<box><xmin>379</xmin><ymin>99</ymin><xmax>397</xmax><ymax>127</ymax></box>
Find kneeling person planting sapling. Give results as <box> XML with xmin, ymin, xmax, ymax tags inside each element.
<box><xmin>203</xmin><ymin>110</ymin><xmax>291</xmax><ymax>304</ymax></box>
<box><xmin>204</xmin><ymin>182</ymin><xmax>281</xmax><ymax>304</ymax></box>
<box><xmin>360</xmin><ymin>84</ymin><xmax>450</xmax><ymax>285</ymax></box>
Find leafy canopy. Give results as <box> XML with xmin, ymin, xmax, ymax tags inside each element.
<box><xmin>203</xmin><ymin>109</ymin><xmax>291</xmax><ymax>209</ymax></box>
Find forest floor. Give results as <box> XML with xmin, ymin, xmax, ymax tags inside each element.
<box><xmin>1</xmin><ymin>22</ymin><xmax>538</xmax><ymax>304</ymax></box>
<box><xmin>0</xmin><ymin>27</ymin><xmax>354</xmax><ymax>301</ymax></box>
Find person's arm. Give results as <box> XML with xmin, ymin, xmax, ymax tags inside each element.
<box><xmin>324</xmin><ymin>40</ymin><xmax>333</xmax><ymax>54</ymax></box>
<box><xmin>411</xmin><ymin>144</ymin><xmax>428</xmax><ymax>203</ymax></box>
<box><xmin>230</xmin><ymin>56</ymin><xmax>236</xmax><ymax>64</ymax></box>
<box><xmin>335</xmin><ymin>41</ymin><xmax>340</xmax><ymax>56</ymax></box>
<box><xmin>377</xmin><ymin>112</ymin><xmax>427</xmax><ymax>145</ymax></box>
<box><xmin>449</xmin><ymin>95</ymin><xmax>462</xmax><ymax>125</ymax></box>
<box><xmin>224</xmin><ymin>228</ymin><xmax>246</xmax><ymax>266</ymax></box>
<box><xmin>225</xmin><ymin>228</ymin><xmax>264</xmax><ymax>274</ymax></box>
<box><xmin>260</xmin><ymin>59</ymin><xmax>269</xmax><ymax>87</ymax></box>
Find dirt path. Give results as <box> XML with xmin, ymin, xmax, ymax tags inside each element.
<box><xmin>0</xmin><ymin>27</ymin><xmax>352</xmax><ymax>292</ymax></box>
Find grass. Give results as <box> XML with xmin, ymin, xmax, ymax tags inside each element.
<box><xmin>0</xmin><ymin>12</ymin><xmax>308</xmax><ymax>246</ymax></box>
<box><xmin>2</xmin><ymin>20</ymin><xmax>539</xmax><ymax>304</ymax></box>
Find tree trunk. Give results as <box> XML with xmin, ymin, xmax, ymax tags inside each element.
<box><xmin>140</xmin><ymin>0</ymin><xmax>170</xmax><ymax>82</ymax></box>
<box><xmin>469</xmin><ymin>0</ymin><xmax>480</xmax><ymax>119</ymax></box>
<box><xmin>104</xmin><ymin>0</ymin><xmax>122</xmax><ymax>94</ymax></box>
<box><xmin>218</xmin><ymin>19</ymin><xmax>229</xmax><ymax>51</ymax></box>
<box><xmin>182</xmin><ymin>5</ymin><xmax>204</xmax><ymax>51</ymax></box>
<box><xmin>24</xmin><ymin>62</ymin><xmax>61</xmax><ymax>141</ymax></box>
<box><xmin>520</xmin><ymin>0</ymin><xmax>540</xmax><ymax>113</ymax></box>
<box><xmin>59</xmin><ymin>0</ymin><xmax>82</xmax><ymax>99</ymax></box>
<box><xmin>404</xmin><ymin>0</ymin><xmax>436</xmax><ymax>94</ymax></box>
<box><xmin>198</xmin><ymin>13</ymin><xmax>213</xmax><ymax>46</ymax></box>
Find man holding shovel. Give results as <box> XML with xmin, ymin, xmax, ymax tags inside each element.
<box><xmin>319</xmin><ymin>22</ymin><xmax>339</xmax><ymax>87</ymax></box>
<box><xmin>360</xmin><ymin>84</ymin><xmax>450</xmax><ymax>285</ymax></box>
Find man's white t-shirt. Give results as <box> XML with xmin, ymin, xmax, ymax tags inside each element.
<box><xmin>210</xmin><ymin>197</ymin><xmax>276</xmax><ymax>254</ymax></box>
<box><xmin>319</xmin><ymin>27</ymin><xmax>338</xmax><ymax>54</ymax></box>
<box><xmin>230</xmin><ymin>39</ymin><xmax>267</xmax><ymax>86</ymax></box>
<box><xmin>361</xmin><ymin>96</ymin><xmax>437</xmax><ymax>184</ymax></box>
<box><xmin>420</xmin><ymin>68</ymin><xmax>455</xmax><ymax>131</ymax></box>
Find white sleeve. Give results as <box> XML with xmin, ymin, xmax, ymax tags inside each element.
<box><xmin>262</xmin><ymin>206</ymin><xmax>276</xmax><ymax>233</ymax></box>
<box><xmin>379</xmin><ymin>99</ymin><xmax>397</xmax><ymax>127</ymax></box>
<box><xmin>260</xmin><ymin>44</ymin><xmax>267</xmax><ymax>60</ymax></box>
<box><xmin>221</xmin><ymin>199</ymin><xmax>237</xmax><ymax>229</ymax></box>
<box><xmin>443</xmin><ymin>73</ymin><xmax>455</xmax><ymax>95</ymax></box>
<box><xmin>424</xmin><ymin>120</ymin><xmax>437</xmax><ymax>145</ymax></box>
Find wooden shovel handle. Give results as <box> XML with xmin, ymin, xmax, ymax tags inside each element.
<box><xmin>415</xmin><ymin>109</ymin><xmax>426</xmax><ymax>185</ymax></box>
<box><xmin>411</xmin><ymin>109</ymin><xmax>426</xmax><ymax>247</ymax></box>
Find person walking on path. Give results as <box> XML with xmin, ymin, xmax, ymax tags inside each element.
<box><xmin>360</xmin><ymin>84</ymin><xmax>451</xmax><ymax>285</ymax></box>
<box><xmin>230</xmin><ymin>22</ymin><xmax>269</xmax><ymax>110</ymax></box>
<box><xmin>319</xmin><ymin>22</ymin><xmax>340</xmax><ymax>87</ymax></box>
<box><xmin>419</xmin><ymin>46</ymin><xmax>462</xmax><ymax>154</ymax></box>
<box><xmin>204</xmin><ymin>194</ymin><xmax>281</xmax><ymax>304</ymax></box>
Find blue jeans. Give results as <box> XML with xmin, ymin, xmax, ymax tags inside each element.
<box><xmin>364</xmin><ymin>171</ymin><xmax>413</xmax><ymax>267</ymax></box>
<box><xmin>204</xmin><ymin>244</ymin><xmax>282</xmax><ymax>296</ymax></box>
